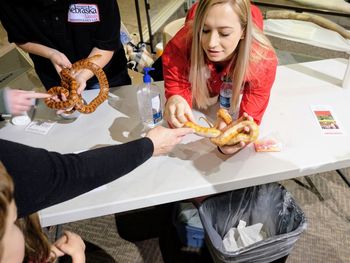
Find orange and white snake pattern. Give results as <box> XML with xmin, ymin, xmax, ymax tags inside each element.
<box><xmin>45</xmin><ymin>55</ymin><xmax>109</xmax><ymax>114</ymax></box>
<box><xmin>184</xmin><ymin>109</ymin><xmax>259</xmax><ymax>147</ymax></box>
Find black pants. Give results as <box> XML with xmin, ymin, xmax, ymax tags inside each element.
<box><xmin>115</xmin><ymin>203</ymin><xmax>212</xmax><ymax>263</ymax></box>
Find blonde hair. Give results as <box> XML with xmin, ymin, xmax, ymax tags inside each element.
<box><xmin>0</xmin><ymin>162</ymin><xmax>54</xmax><ymax>263</ymax></box>
<box><xmin>0</xmin><ymin>162</ymin><xmax>14</xmax><ymax>259</ymax></box>
<box><xmin>189</xmin><ymin>0</ymin><xmax>274</xmax><ymax>111</ymax></box>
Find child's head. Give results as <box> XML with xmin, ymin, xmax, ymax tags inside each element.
<box><xmin>0</xmin><ymin>162</ymin><xmax>25</xmax><ymax>263</ymax></box>
<box><xmin>0</xmin><ymin>162</ymin><xmax>52</xmax><ymax>263</ymax></box>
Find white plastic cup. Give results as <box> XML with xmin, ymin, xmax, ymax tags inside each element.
<box><xmin>11</xmin><ymin>99</ymin><xmax>36</xmax><ymax>126</ymax></box>
<box><xmin>11</xmin><ymin>112</ymin><xmax>31</xmax><ymax>126</ymax></box>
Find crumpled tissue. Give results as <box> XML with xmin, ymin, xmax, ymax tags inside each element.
<box><xmin>223</xmin><ymin>220</ymin><xmax>265</xmax><ymax>252</ymax></box>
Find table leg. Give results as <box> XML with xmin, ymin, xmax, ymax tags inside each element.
<box><xmin>336</xmin><ymin>169</ymin><xmax>350</xmax><ymax>187</ymax></box>
<box><xmin>134</xmin><ymin>0</ymin><xmax>144</xmax><ymax>43</ymax></box>
<box><xmin>292</xmin><ymin>176</ymin><xmax>324</xmax><ymax>201</ymax></box>
<box><xmin>144</xmin><ymin>0</ymin><xmax>154</xmax><ymax>53</ymax></box>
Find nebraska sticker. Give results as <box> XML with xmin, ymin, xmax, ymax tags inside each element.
<box><xmin>68</xmin><ymin>4</ymin><xmax>100</xmax><ymax>23</ymax></box>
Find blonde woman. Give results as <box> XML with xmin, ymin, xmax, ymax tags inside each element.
<box><xmin>163</xmin><ymin>0</ymin><xmax>277</xmax><ymax>155</ymax></box>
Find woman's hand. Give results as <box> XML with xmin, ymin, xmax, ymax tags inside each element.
<box><xmin>164</xmin><ymin>95</ymin><xmax>195</xmax><ymax>128</ymax></box>
<box><xmin>217</xmin><ymin>112</ymin><xmax>254</xmax><ymax>155</ymax></box>
<box><xmin>48</xmin><ymin>50</ymin><xmax>72</xmax><ymax>74</ymax></box>
<box><xmin>5</xmin><ymin>89</ymin><xmax>50</xmax><ymax>115</ymax></box>
<box><xmin>51</xmin><ymin>231</ymin><xmax>86</xmax><ymax>263</ymax></box>
<box><xmin>146</xmin><ymin>125</ymin><xmax>193</xmax><ymax>156</ymax></box>
<box><xmin>218</xmin><ymin>141</ymin><xmax>247</xmax><ymax>155</ymax></box>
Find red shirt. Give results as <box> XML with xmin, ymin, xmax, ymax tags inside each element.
<box><xmin>162</xmin><ymin>3</ymin><xmax>277</xmax><ymax>124</ymax></box>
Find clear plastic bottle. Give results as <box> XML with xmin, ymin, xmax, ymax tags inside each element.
<box><xmin>219</xmin><ymin>75</ymin><xmax>232</xmax><ymax>110</ymax></box>
<box><xmin>137</xmin><ymin>67</ymin><xmax>163</xmax><ymax>128</ymax></box>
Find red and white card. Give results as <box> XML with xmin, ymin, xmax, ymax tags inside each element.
<box><xmin>310</xmin><ymin>105</ymin><xmax>344</xmax><ymax>135</ymax></box>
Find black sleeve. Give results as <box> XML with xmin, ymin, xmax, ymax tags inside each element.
<box><xmin>0</xmin><ymin>138</ymin><xmax>154</xmax><ymax>217</ymax></box>
<box><xmin>0</xmin><ymin>3</ymin><xmax>30</xmax><ymax>43</ymax></box>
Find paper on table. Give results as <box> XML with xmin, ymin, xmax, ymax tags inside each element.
<box><xmin>25</xmin><ymin>120</ymin><xmax>56</xmax><ymax>135</ymax></box>
<box><xmin>310</xmin><ymin>105</ymin><xmax>344</xmax><ymax>135</ymax></box>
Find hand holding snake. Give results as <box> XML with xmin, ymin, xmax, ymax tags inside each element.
<box><xmin>45</xmin><ymin>55</ymin><xmax>109</xmax><ymax>114</ymax></box>
<box><xmin>48</xmin><ymin>49</ymin><xmax>72</xmax><ymax>73</ymax></box>
<box><xmin>183</xmin><ymin>108</ymin><xmax>259</xmax><ymax>152</ymax></box>
<box><xmin>164</xmin><ymin>95</ymin><xmax>195</xmax><ymax>128</ymax></box>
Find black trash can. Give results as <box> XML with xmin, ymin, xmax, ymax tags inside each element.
<box><xmin>198</xmin><ymin>183</ymin><xmax>307</xmax><ymax>263</ymax></box>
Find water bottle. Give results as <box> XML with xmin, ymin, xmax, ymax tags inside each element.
<box><xmin>137</xmin><ymin>67</ymin><xmax>163</xmax><ymax>128</ymax></box>
<box><xmin>219</xmin><ymin>76</ymin><xmax>232</xmax><ymax>110</ymax></box>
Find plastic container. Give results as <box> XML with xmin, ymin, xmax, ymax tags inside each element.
<box><xmin>136</xmin><ymin>67</ymin><xmax>163</xmax><ymax>128</ymax></box>
<box><xmin>173</xmin><ymin>202</ymin><xmax>205</xmax><ymax>248</ymax></box>
<box><xmin>198</xmin><ymin>183</ymin><xmax>307</xmax><ymax>263</ymax></box>
<box><xmin>175</xmin><ymin>221</ymin><xmax>205</xmax><ymax>248</ymax></box>
<box><xmin>219</xmin><ymin>76</ymin><xmax>232</xmax><ymax>111</ymax></box>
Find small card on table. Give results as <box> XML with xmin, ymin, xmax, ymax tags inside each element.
<box><xmin>25</xmin><ymin>120</ymin><xmax>56</xmax><ymax>135</ymax></box>
<box><xmin>310</xmin><ymin>105</ymin><xmax>344</xmax><ymax>135</ymax></box>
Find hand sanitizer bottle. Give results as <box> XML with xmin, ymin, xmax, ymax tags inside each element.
<box><xmin>137</xmin><ymin>67</ymin><xmax>163</xmax><ymax>128</ymax></box>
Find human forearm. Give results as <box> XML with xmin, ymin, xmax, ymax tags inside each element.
<box><xmin>17</xmin><ymin>42</ymin><xmax>58</xmax><ymax>60</ymax></box>
<box><xmin>0</xmin><ymin>138</ymin><xmax>153</xmax><ymax>217</ymax></box>
<box><xmin>162</xmin><ymin>41</ymin><xmax>192</xmax><ymax>106</ymax></box>
<box><xmin>0</xmin><ymin>88</ymin><xmax>50</xmax><ymax>115</ymax></box>
<box><xmin>76</xmin><ymin>47</ymin><xmax>114</xmax><ymax>81</ymax></box>
<box><xmin>17</xmin><ymin>42</ymin><xmax>72</xmax><ymax>71</ymax></box>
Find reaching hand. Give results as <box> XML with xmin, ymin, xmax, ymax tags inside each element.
<box><xmin>5</xmin><ymin>89</ymin><xmax>50</xmax><ymax>115</ymax></box>
<box><xmin>146</xmin><ymin>126</ymin><xmax>193</xmax><ymax>156</ymax></box>
<box><xmin>51</xmin><ymin>231</ymin><xmax>85</xmax><ymax>263</ymax></box>
<box><xmin>164</xmin><ymin>95</ymin><xmax>195</xmax><ymax>128</ymax></box>
<box><xmin>48</xmin><ymin>50</ymin><xmax>72</xmax><ymax>74</ymax></box>
<box><xmin>217</xmin><ymin>112</ymin><xmax>254</xmax><ymax>155</ymax></box>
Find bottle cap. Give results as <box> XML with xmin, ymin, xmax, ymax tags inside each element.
<box><xmin>143</xmin><ymin>67</ymin><xmax>155</xmax><ymax>83</ymax></box>
<box><xmin>221</xmin><ymin>75</ymin><xmax>232</xmax><ymax>82</ymax></box>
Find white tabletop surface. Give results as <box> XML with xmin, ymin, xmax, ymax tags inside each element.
<box><xmin>1</xmin><ymin>58</ymin><xmax>350</xmax><ymax>227</ymax></box>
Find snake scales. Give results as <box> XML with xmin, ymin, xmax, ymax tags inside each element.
<box><xmin>45</xmin><ymin>55</ymin><xmax>109</xmax><ymax>114</ymax></box>
<box><xmin>184</xmin><ymin>109</ymin><xmax>259</xmax><ymax>147</ymax></box>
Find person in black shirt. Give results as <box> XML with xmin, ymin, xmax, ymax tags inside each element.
<box><xmin>0</xmin><ymin>0</ymin><xmax>131</xmax><ymax>92</ymax></box>
<box><xmin>0</xmin><ymin>125</ymin><xmax>193</xmax><ymax>218</ymax></box>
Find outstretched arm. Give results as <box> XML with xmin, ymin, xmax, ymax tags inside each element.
<box><xmin>0</xmin><ymin>88</ymin><xmax>50</xmax><ymax>115</ymax></box>
<box><xmin>1</xmin><ymin>126</ymin><xmax>192</xmax><ymax>217</ymax></box>
<box><xmin>17</xmin><ymin>42</ymin><xmax>72</xmax><ymax>73</ymax></box>
<box><xmin>1</xmin><ymin>138</ymin><xmax>154</xmax><ymax>217</ymax></box>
